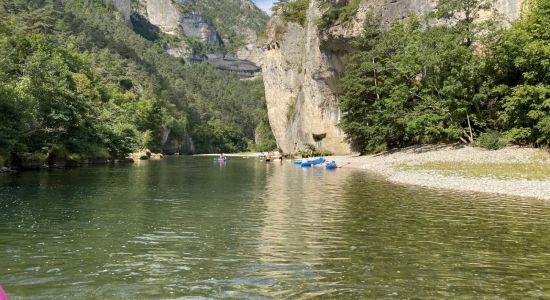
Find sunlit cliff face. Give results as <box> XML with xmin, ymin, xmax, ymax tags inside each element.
<box><xmin>260</xmin><ymin>0</ymin><xmax>522</xmax><ymax>155</ymax></box>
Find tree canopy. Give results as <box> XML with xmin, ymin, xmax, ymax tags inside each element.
<box><xmin>339</xmin><ymin>0</ymin><xmax>549</xmax><ymax>153</ymax></box>
<box><xmin>0</xmin><ymin>0</ymin><xmax>275</xmax><ymax>167</ymax></box>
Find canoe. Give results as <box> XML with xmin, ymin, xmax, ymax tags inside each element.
<box><xmin>326</xmin><ymin>162</ymin><xmax>337</xmax><ymax>169</ymax></box>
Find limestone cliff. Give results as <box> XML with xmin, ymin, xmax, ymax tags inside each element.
<box><xmin>262</xmin><ymin>0</ymin><xmax>523</xmax><ymax>155</ymax></box>
<box><xmin>108</xmin><ymin>0</ymin><xmax>132</xmax><ymax>21</ymax></box>
<box><xmin>109</xmin><ymin>0</ymin><xmax>264</xmax><ymax>78</ymax></box>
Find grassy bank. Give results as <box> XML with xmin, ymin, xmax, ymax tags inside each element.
<box><xmin>401</xmin><ymin>162</ymin><xmax>550</xmax><ymax>181</ymax></box>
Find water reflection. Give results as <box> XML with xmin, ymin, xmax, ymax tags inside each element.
<box><xmin>253</xmin><ymin>165</ymin><xmax>352</xmax><ymax>298</ymax></box>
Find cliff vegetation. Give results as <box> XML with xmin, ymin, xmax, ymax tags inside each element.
<box><xmin>318</xmin><ymin>0</ymin><xmax>362</xmax><ymax>29</ymax></box>
<box><xmin>272</xmin><ymin>0</ymin><xmax>310</xmax><ymax>26</ymax></box>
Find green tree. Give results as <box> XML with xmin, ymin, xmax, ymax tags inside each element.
<box><xmin>488</xmin><ymin>0</ymin><xmax>550</xmax><ymax>145</ymax></box>
<box><xmin>339</xmin><ymin>2</ymin><xmax>501</xmax><ymax>153</ymax></box>
<box><xmin>0</xmin><ymin>0</ymin><xmax>275</xmax><ymax>166</ymax></box>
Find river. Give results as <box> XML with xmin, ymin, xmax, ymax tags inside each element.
<box><xmin>1</xmin><ymin>157</ymin><xmax>549</xmax><ymax>299</ymax></box>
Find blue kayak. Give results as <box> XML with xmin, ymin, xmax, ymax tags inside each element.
<box><xmin>301</xmin><ymin>161</ymin><xmax>312</xmax><ymax>167</ymax></box>
<box><xmin>293</xmin><ymin>160</ymin><xmax>303</xmax><ymax>165</ymax></box>
<box><xmin>310</xmin><ymin>157</ymin><xmax>326</xmax><ymax>165</ymax></box>
<box><xmin>326</xmin><ymin>162</ymin><xmax>337</xmax><ymax>169</ymax></box>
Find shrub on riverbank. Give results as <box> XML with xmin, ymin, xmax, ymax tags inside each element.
<box><xmin>296</xmin><ymin>144</ymin><xmax>333</xmax><ymax>158</ymax></box>
<box><xmin>475</xmin><ymin>131</ymin><xmax>507</xmax><ymax>150</ymax></box>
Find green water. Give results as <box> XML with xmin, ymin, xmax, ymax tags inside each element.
<box><xmin>1</xmin><ymin>157</ymin><xmax>550</xmax><ymax>299</ymax></box>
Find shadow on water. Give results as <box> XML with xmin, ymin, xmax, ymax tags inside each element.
<box><xmin>1</xmin><ymin>157</ymin><xmax>550</xmax><ymax>299</ymax></box>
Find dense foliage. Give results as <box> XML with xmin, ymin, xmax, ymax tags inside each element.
<box><xmin>178</xmin><ymin>0</ymin><xmax>269</xmax><ymax>54</ymax></box>
<box><xmin>318</xmin><ymin>0</ymin><xmax>362</xmax><ymax>29</ymax></box>
<box><xmin>339</xmin><ymin>0</ymin><xmax>549</xmax><ymax>153</ymax></box>
<box><xmin>0</xmin><ymin>0</ymin><xmax>275</xmax><ymax>167</ymax></box>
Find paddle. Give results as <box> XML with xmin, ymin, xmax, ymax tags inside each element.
<box><xmin>337</xmin><ymin>162</ymin><xmax>352</xmax><ymax>168</ymax></box>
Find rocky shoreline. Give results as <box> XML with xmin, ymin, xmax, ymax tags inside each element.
<box><xmin>127</xmin><ymin>149</ymin><xmax>164</xmax><ymax>161</ymax></box>
<box><xmin>327</xmin><ymin>145</ymin><xmax>550</xmax><ymax>200</ymax></box>
<box><xmin>0</xmin><ymin>149</ymin><xmax>164</xmax><ymax>174</ymax></box>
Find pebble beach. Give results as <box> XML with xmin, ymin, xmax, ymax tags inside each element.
<box><xmin>328</xmin><ymin>145</ymin><xmax>550</xmax><ymax>200</ymax></box>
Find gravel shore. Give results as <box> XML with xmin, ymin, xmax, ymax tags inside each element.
<box><xmin>327</xmin><ymin>145</ymin><xmax>550</xmax><ymax>200</ymax></box>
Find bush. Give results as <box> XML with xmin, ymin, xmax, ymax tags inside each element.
<box><xmin>535</xmin><ymin>116</ymin><xmax>550</xmax><ymax>145</ymax></box>
<box><xmin>504</xmin><ymin>128</ymin><xmax>532</xmax><ymax>145</ymax></box>
<box><xmin>273</xmin><ymin>0</ymin><xmax>309</xmax><ymax>26</ymax></box>
<box><xmin>475</xmin><ymin>131</ymin><xmax>507</xmax><ymax>150</ymax></box>
<box><xmin>48</xmin><ymin>144</ymin><xmax>69</xmax><ymax>162</ymax></box>
<box><xmin>318</xmin><ymin>0</ymin><xmax>362</xmax><ymax>29</ymax></box>
<box><xmin>16</xmin><ymin>152</ymin><xmax>48</xmax><ymax>169</ymax></box>
<box><xmin>297</xmin><ymin>144</ymin><xmax>333</xmax><ymax>157</ymax></box>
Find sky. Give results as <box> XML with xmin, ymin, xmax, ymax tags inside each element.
<box><xmin>252</xmin><ymin>0</ymin><xmax>276</xmax><ymax>14</ymax></box>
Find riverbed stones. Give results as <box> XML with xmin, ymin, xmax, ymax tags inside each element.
<box><xmin>327</xmin><ymin>145</ymin><xmax>550</xmax><ymax>200</ymax></box>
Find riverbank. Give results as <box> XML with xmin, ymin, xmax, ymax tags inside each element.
<box><xmin>194</xmin><ymin>152</ymin><xmax>262</xmax><ymax>158</ymax></box>
<box><xmin>0</xmin><ymin>150</ymin><xmax>161</xmax><ymax>174</ymax></box>
<box><xmin>327</xmin><ymin>145</ymin><xmax>550</xmax><ymax>200</ymax></box>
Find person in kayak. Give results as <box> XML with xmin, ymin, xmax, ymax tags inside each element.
<box><xmin>218</xmin><ymin>153</ymin><xmax>225</xmax><ymax>161</ymax></box>
<box><xmin>265</xmin><ymin>152</ymin><xmax>272</xmax><ymax>162</ymax></box>
<box><xmin>0</xmin><ymin>285</ymin><xmax>8</xmax><ymax>300</ymax></box>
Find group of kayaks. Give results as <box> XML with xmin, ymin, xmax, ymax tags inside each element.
<box><xmin>214</xmin><ymin>155</ymin><xmax>338</xmax><ymax>169</ymax></box>
<box><xmin>293</xmin><ymin>157</ymin><xmax>338</xmax><ymax>169</ymax></box>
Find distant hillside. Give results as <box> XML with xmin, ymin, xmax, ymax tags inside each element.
<box><xmin>0</xmin><ymin>0</ymin><xmax>275</xmax><ymax>168</ymax></box>
<box><xmin>118</xmin><ymin>0</ymin><xmax>267</xmax><ymax>76</ymax></box>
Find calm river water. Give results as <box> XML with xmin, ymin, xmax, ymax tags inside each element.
<box><xmin>1</xmin><ymin>157</ymin><xmax>550</xmax><ymax>299</ymax></box>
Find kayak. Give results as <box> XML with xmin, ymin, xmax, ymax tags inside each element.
<box><xmin>326</xmin><ymin>162</ymin><xmax>337</xmax><ymax>169</ymax></box>
<box><xmin>301</xmin><ymin>161</ymin><xmax>312</xmax><ymax>167</ymax></box>
<box><xmin>0</xmin><ymin>286</ymin><xmax>8</xmax><ymax>300</ymax></box>
<box><xmin>293</xmin><ymin>160</ymin><xmax>303</xmax><ymax>165</ymax></box>
<box><xmin>310</xmin><ymin>157</ymin><xmax>326</xmax><ymax>165</ymax></box>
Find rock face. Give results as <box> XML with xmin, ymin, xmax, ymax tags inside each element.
<box><xmin>113</xmin><ymin>0</ymin><xmax>262</xmax><ymax>78</ymax></box>
<box><xmin>497</xmin><ymin>0</ymin><xmax>524</xmax><ymax>22</ymax></box>
<box><xmin>109</xmin><ymin>0</ymin><xmax>132</xmax><ymax>21</ymax></box>
<box><xmin>262</xmin><ymin>0</ymin><xmax>523</xmax><ymax>155</ymax></box>
<box><xmin>180</xmin><ymin>14</ymin><xmax>222</xmax><ymax>45</ymax></box>
<box><xmin>262</xmin><ymin>1</ymin><xmax>352</xmax><ymax>155</ymax></box>
<box><xmin>145</xmin><ymin>1</ymin><xmax>222</xmax><ymax>45</ymax></box>
<box><xmin>144</xmin><ymin>0</ymin><xmax>183</xmax><ymax>35</ymax></box>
